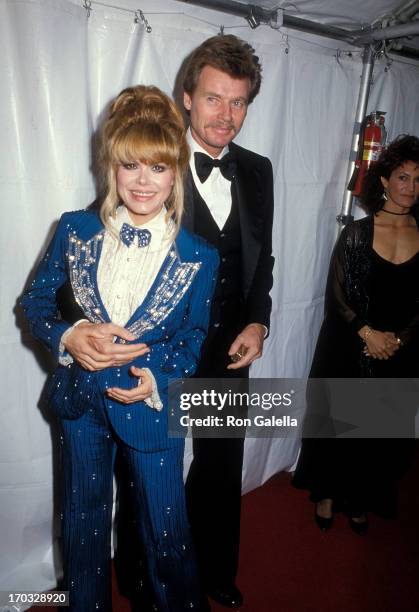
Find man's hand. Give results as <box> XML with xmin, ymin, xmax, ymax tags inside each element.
<box><xmin>63</xmin><ymin>322</ymin><xmax>149</xmax><ymax>371</ymax></box>
<box><xmin>106</xmin><ymin>366</ymin><xmax>153</xmax><ymax>404</ymax></box>
<box><xmin>227</xmin><ymin>323</ymin><xmax>265</xmax><ymax>370</ymax></box>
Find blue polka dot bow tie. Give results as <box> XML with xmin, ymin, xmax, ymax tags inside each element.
<box><xmin>120</xmin><ymin>223</ymin><xmax>152</xmax><ymax>248</ymax></box>
<box><xmin>194</xmin><ymin>151</ymin><xmax>237</xmax><ymax>183</ymax></box>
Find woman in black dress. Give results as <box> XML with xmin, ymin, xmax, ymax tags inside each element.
<box><xmin>293</xmin><ymin>135</ymin><xmax>419</xmax><ymax>534</ymax></box>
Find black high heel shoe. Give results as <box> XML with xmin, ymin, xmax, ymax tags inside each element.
<box><xmin>315</xmin><ymin>502</ymin><xmax>334</xmax><ymax>531</ymax></box>
<box><xmin>348</xmin><ymin>513</ymin><xmax>368</xmax><ymax>536</ymax></box>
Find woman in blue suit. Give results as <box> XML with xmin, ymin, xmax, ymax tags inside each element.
<box><xmin>22</xmin><ymin>85</ymin><xmax>218</xmax><ymax>612</ymax></box>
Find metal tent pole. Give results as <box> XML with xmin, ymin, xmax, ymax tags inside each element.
<box><xmin>281</xmin><ymin>14</ymin><xmax>354</xmax><ymax>42</ymax></box>
<box><xmin>175</xmin><ymin>0</ymin><xmax>419</xmax><ymax>58</ymax></box>
<box><xmin>175</xmin><ymin>0</ymin><xmax>276</xmax><ymax>21</ymax></box>
<box><xmin>392</xmin><ymin>0</ymin><xmax>419</xmax><ymax>22</ymax></box>
<box><xmin>176</xmin><ymin>0</ymin><xmax>355</xmax><ymax>42</ymax></box>
<box><xmin>338</xmin><ymin>45</ymin><xmax>375</xmax><ymax>227</ymax></box>
<box><xmin>355</xmin><ymin>20</ymin><xmax>419</xmax><ymax>43</ymax></box>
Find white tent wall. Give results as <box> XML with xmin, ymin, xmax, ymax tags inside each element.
<box><xmin>1</xmin><ymin>0</ymin><xmax>419</xmax><ymax>595</ymax></box>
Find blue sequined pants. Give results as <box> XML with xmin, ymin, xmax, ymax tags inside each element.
<box><xmin>59</xmin><ymin>404</ymin><xmax>206</xmax><ymax>611</ymax></box>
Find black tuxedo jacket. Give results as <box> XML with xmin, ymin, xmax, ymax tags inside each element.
<box><xmin>184</xmin><ymin>141</ymin><xmax>274</xmax><ymax>330</ymax></box>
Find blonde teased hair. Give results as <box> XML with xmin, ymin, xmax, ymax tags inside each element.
<box><xmin>99</xmin><ymin>85</ymin><xmax>189</xmax><ymax>234</ymax></box>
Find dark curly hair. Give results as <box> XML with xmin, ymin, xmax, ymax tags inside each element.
<box><xmin>183</xmin><ymin>35</ymin><xmax>262</xmax><ymax>104</ymax></box>
<box><xmin>359</xmin><ymin>134</ymin><xmax>419</xmax><ymax>222</ymax></box>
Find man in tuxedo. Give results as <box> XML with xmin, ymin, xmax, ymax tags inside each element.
<box><xmin>181</xmin><ymin>35</ymin><xmax>274</xmax><ymax>608</ymax></box>
<box><xmin>57</xmin><ymin>34</ymin><xmax>274</xmax><ymax>610</ymax></box>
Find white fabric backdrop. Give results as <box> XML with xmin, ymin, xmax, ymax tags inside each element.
<box><xmin>1</xmin><ymin>0</ymin><xmax>419</xmax><ymax>594</ymax></box>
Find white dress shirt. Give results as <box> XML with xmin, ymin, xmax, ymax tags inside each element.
<box><xmin>97</xmin><ymin>205</ymin><xmax>173</xmax><ymax>326</ymax></box>
<box><xmin>187</xmin><ymin>129</ymin><xmax>232</xmax><ymax>229</ymax></box>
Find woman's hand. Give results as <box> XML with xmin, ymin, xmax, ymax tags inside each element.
<box><xmin>106</xmin><ymin>366</ymin><xmax>153</xmax><ymax>404</ymax></box>
<box><xmin>359</xmin><ymin>326</ymin><xmax>401</xmax><ymax>360</ymax></box>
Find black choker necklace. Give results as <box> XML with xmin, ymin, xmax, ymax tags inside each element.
<box><xmin>381</xmin><ymin>208</ymin><xmax>411</xmax><ymax>216</ymax></box>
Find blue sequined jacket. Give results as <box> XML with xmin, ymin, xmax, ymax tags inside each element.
<box><xmin>21</xmin><ymin>210</ymin><xmax>219</xmax><ymax>451</ymax></box>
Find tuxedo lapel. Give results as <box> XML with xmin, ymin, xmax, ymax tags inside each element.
<box><xmin>183</xmin><ymin>170</ymin><xmax>196</xmax><ymax>232</ymax></box>
<box><xmin>231</xmin><ymin>146</ymin><xmax>264</xmax><ymax>299</ymax></box>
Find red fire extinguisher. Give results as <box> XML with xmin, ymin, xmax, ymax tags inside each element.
<box><xmin>348</xmin><ymin>111</ymin><xmax>387</xmax><ymax>197</ymax></box>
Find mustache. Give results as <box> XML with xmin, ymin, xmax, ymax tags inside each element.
<box><xmin>207</xmin><ymin>122</ymin><xmax>235</xmax><ymax>131</ymax></box>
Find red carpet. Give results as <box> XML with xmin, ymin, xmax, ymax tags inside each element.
<box><xmin>30</xmin><ymin>443</ymin><xmax>419</xmax><ymax>611</ymax></box>
<box><xmin>232</xmin><ymin>444</ymin><xmax>419</xmax><ymax>612</ymax></box>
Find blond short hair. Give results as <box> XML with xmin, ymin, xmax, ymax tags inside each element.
<box><xmin>99</xmin><ymin>85</ymin><xmax>189</xmax><ymax>234</ymax></box>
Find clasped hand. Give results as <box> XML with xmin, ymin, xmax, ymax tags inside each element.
<box><xmin>63</xmin><ymin>321</ymin><xmax>149</xmax><ymax>371</ymax></box>
<box><xmin>64</xmin><ymin>322</ymin><xmax>153</xmax><ymax>404</ymax></box>
<box><xmin>363</xmin><ymin>329</ymin><xmax>401</xmax><ymax>360</ymax></box>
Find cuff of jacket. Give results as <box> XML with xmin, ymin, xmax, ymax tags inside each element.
<box><xmin>58</xmin><ymin>319</ymin><xmax>89</xmax><ymax>366</ymax></box>
<box><xmin>349</xmin><ymin>316</ymin><xmax>368</xmax><ymax>334</ymax></box>
<box><xmin>142</xmin><ymin>368</ymin><xmax>163</xmax><ymax>411</ymax></box>
<box><xmin>48</xmin><ymin>320</ymin><xmax>73</xmax><ymax>361</ymax></box>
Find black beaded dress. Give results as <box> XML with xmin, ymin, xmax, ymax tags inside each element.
<box><xmin>293</xmin><ymin>216</ymin><xmax>419</xmax><ymax>517</ymax></box>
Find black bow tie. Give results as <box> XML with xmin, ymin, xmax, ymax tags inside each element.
<box><xmin>194</xmin><ymin>151</ymin><xmax>237</xmax><ymax>183</ymax></box>
<box><xmin>120</xmin><ymin>223</ymin><xmax>152</xmax><ymax>248</ymax></box>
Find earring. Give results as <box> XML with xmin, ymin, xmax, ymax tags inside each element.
<box><xmin>382</xmin><ymin>190</ymin><xmax>388</xmax><ymax>201</ymax></box>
